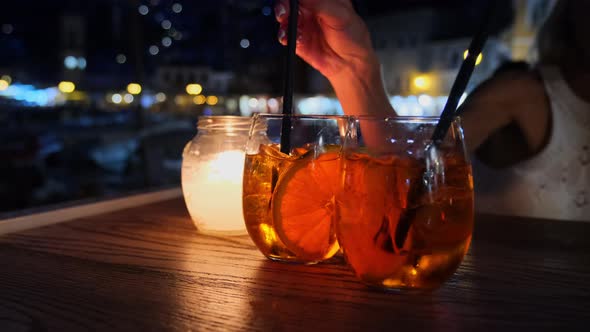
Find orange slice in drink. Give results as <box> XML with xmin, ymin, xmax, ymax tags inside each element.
<box><xmin>271</xmin><ymin>149</ymin><xmax>342</xmax><ymax>262</ymax></box>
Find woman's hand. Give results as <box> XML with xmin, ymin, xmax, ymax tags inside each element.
<box><xmin>274</xmin><ymin>0</ymin><xmax>394</xmax><ymax>116</ymax></box>
<box><xmin>274</xmin><ymin>0</ymin><xmax>376</xmax><ymax>80</ymax></box>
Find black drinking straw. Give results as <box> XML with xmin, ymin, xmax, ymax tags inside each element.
<box><xmin>391</xmin><ymin>2</ymin><xmax>498</xmax><ymax>250</ymax></box>
<box><xmin>280</xmin><ymin>0</ymin><xmax>299</xmax><ymax>154</ymax></box>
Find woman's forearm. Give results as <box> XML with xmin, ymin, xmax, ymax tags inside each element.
<box><xmin>327</xmin><ymin>55</ymin><xmax>395</xmax><ymax>117</ymax></box>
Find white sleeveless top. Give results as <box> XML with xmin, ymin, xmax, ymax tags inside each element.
<box><xmin>473</xmin><ymin>66</ymin><xmax>590</xmax><ymax>221</ymax></box>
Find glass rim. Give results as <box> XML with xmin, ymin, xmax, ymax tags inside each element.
<box><xmin>197</xmin><ymin>115</ymin><xmax>250</xmax><ymax>122</ymax></box>
<box><xmin>253</xmin><ymin>114</ymin><xmax>462</xmax><ymax>125</ymax></box>
<box><xmin>253</xmin><ymin>113</ymin><xmax>350</xmax><ymax>120</ymax></box>
<box><xmin>197</xmin><ymin>115</ymin><xmax>252</xmax><ymax>131</ymax></box>
<box><xmin>351</xmin><ymin>115</ymin><xmax>461</xmax><ymax>123</ymax></box>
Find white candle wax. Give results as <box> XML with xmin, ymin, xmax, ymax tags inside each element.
<box><xmin>182</xmin><ymin>149</ymin><xmax>246</xmax><ymax>235</ymax></box>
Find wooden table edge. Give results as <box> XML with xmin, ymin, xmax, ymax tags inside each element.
<box><xmin>0</xmin><ymin>187</ymin><xmax>183</xmax><ymax>236</ymax></box>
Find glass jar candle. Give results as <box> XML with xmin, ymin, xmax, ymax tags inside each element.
<box><xmin>182</xmin><ymin>116</ymin><xmax>256</xmax><ymax>235</ymax></box>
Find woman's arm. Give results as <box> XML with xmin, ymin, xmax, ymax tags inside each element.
<box><xmin>275</xmin><ymin>0</ymin><xmax>394</xmax><ymax>116</ymax></box>
<box><xmin>274</xmin><ymin>1</ymin><xmax>551</xmax><ymax>167</ymax></box>
<box><xmin>459</xmin><ymin>69</ymin><xmax>551</xmax><ymax>165</ymax></box>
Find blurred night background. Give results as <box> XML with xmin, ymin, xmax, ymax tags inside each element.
<box><xmin>0</xmin><ymin>0</ymin><xmax>554</xmax><ymax>214</ymax></box>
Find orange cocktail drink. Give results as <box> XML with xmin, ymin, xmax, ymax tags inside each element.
<box><xmin>336</xmin><ymin>116</ymin><xmax>474</xmax><ymax>290</ymax></box>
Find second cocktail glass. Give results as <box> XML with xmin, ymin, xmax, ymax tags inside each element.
<box><xmin>336</xmin><ymin>116</ymin><xmax>474</xmax><ymax>291</ymax></box>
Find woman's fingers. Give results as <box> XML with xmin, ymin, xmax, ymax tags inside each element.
<box><xmin>277</xmin><ymin>10</ymin><xmax>305</xmax><ymax>46</ymax></box>
<box><xmin>276</xmin><ymin>0</ymin><xmax>354</xmax><ymax>27</ymax></box>
<box><xmin>277</xmin><ymin>25</ymin><xmax>287</xmax><ymax>45</ymax></box>
<box><xmin>275</xmin><ymin>0</ymin><xmax>289</xmax><ymax>24</ymax></box>
<box><xmin>277</xmin><ymin>26</ymin><xmax>304</xmax><ymax>46</ymax></box>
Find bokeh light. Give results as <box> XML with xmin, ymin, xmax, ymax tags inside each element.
<box><xmin>1</xmin><ymin>75</ymin><xmax>12</xmax><ymax>85</ymax></box>
<box><xmin>186</xmin><ymin>83</ymin><xmax>203</xmax><ymax>95</ymax></box>
<box><xmin>193</xmin><ymin>95</ymin><xmax>206</xmax><ymax>105</ymax></box>
<box><xmin>206</xmin><ymin>95</ymin><xmax>218</xmax><ymax>106</ymax></box>
<box><xmin>112</xmin><ymin>93</ymin><xmax>122</xmax><ymax>104</ymax></box>
<box><xmin>155</xmin><ymin>92</ymin><xmax>167</xmax><ymax>102</ymax></box>
<box><xmin>172</xmin><ymin>3</ymin><xmax>183</xmax><ymax>13</ymax></box>
<box><xmin>2</xmin><ymin>24</ymin><xmax>14</xmax><ymax>34</ymax></box>
<box><xmin>116</xmin><ymin>54</ymin><xmax>127</xmax><ymax>64</ymax></box>
<box><xmin>126</xmin><ymin>83</ymin><xmax>142</xmax><ymax>95</ymax></box>
<box><xmin>138</xmin><ymin>5</ymin><xmax>149</xmax><ymax>15</ymax></box>
<box><xmin>0</xmin><ymin>79</ymin><xmax>9</xmax><ymax>91</ymax></box>
<box><xmin>162</xmin><ymin>37</ymin><xmax>172</xmax><ymax>47</ymax></box>
<box><xmin>58</xmin><ymin>81</ymin><xmax>76</xmax><ymax>93</ymax></box>
<box><xmin>161</xmin><ymin>20</ymin><xmax>172</xmax><ymax>30</ymax></box>
<box><xmin>413</xmin><ymin>75</ymin><xmax>431</xmax><ymax>90</ymax></box>
<box><xmin>149</xmin><ymin>45</ymin><xmax>160</xmax><ymax>55</ymax></box>
<box><xmin>64</xmin><ymin>56</ymin><xmax>78</xmax><ymax>70</ymax></box>
<box><xmin>123</xmin><ymin>93</ymin><xmax>134</xmax><ymax>103</ymax></box>
<box><xmin>77</xmin><ymin>57</ymin><xmax>87</xmax><ymax>70</ymax></box>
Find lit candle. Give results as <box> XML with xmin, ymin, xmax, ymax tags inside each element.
<box><xmin>182</xmin><ymin>149</ymin><xmax>247</xmax><ymax>235</ymax></box>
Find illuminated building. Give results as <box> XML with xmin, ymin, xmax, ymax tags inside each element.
<box><xmin>366</xmin><ymin>8</ymin><xmax>510</xmax><ymax>100</ymax></box>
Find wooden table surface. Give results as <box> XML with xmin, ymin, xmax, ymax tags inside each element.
<box><xmin>0</xmin><ymin>198</ymin><xmax>589</xmax><ymax>331</ymax></box>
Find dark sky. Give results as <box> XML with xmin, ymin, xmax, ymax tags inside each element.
<box><xmin>1</xmin><ymin>1</ymin><xmax>276</xmax><ymax>78</ymax></box>
<box><xmin>0</xmin><ymin>0</ymin><xmax>513</xmax><ymax>86</ymax></box>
